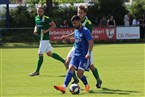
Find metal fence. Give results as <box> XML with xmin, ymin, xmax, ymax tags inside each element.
<box><xmin>0</xmin><ymin>27</ymin><xmax>37</xmax><ymax>43</ymax></box>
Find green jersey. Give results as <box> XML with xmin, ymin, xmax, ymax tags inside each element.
<box><xmin>81</xmin><ymin>16</ymin><xmax>93</xmax><ymax>33</ymax></box>
<box><xmin>35</xmin><ymin>15</ymin><xmax>52</xmax><ymax>41</ymax></box>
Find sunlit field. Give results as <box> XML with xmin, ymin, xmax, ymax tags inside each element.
<box><xmin>1</xmin><ymin>43</ymin><xmax>144</xmax><ymax>97</ymax></box>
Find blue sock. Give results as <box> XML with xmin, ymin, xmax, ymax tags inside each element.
<box><xmin>80</xmin><ymin>75</ymin><xmax>88</xmax><ymax>86</ymax></box>
<box><xmin>64</xmin><ymin>70</ymin><xmax>73</xmax><ymax>87</ymax></box>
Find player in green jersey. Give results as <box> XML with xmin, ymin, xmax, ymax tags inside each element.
<box><xmin>62</xmin><ymin>5</ymin><xmax>102</xmax><ymax>88</ymax></box>
<box><xmin>29</xmin><ymin>6</ymin><xmax>65</xmax><ymax>76</ymax></box>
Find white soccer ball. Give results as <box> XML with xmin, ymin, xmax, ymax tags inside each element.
<box><xmin>69</xmin><ymin>84</ymin><xmax>80</xmax><ymax>94</ymax></box>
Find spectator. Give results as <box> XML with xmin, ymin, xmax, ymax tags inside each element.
<box><xmin>99</xmin><ymin>16</ymin><xmax>107</xmax><ymax>27</ymax></box>
<box><xmin>132</xmin><ymin>17</ymin><xmax>139</xmax><ymax>26</ymax></box>
<box><xmin>139</xmin><ymin>16</ymin><xmax>145</xmax><ymax>39</ymax></box>
<box><xmin>124</xmin><ymin>12</ymin><xmax>130</xmax><ymax>26</ymax></box>
<box><xmin>60</xmin><ymin>20</ymin><xmax>69</xmax><ymax>28</ymax></box>
<box><xmin>94</xmin><ymin>17</ymin><xmax>99</xmax><ymax>26</ymax></box>
<box><xmin>107</xmin><ymin>15</ymin><xmax>116</xmax><ymax>27</ymax></box>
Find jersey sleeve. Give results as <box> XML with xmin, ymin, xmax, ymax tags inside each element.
<box><xmin>85</xmin><ymin>20</ymin><xmax>93</xmax><ymax>33</ymax></box>
<box><xmin>83</xmin><ymin>29</ymin><xmax>93</xmax><ymax>41</ymax></box>
<box><xmin>35</xmin><ymin>16</ymin><xmax>37</xmax><ymax>26</ymax></box>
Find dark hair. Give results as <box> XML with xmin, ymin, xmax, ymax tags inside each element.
<box><xmin>71</xmin><ymin>15</ymin><xmax>81</xmax><ymax>22</ymax></box>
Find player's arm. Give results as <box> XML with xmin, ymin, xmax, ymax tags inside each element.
<box><xmin>85</xmin><ymin>39</ymin><xmax>94</xmax><ymax>59</ymax></box>
<box><xmin>107</xmin><ymin>20</ymin><xmax>109</xmax><ymax>27</ymax></box>
<box><xmin>33</xmin><ymin>26</ymin><xmax>38</xmax><ymax>36</ymax></box>
<box><xmin>61</xmin><ymin>32</ymin><xmax>74</xmax><ymax>40</ymax></box>
<box><xmin>83</xmin><ymin>29</ymin><xmax>94</xmax><ymax>59</ymax></box>
<box><xmin>43</xmin><ymin>21</ymin><xmax>56</xmax><ymax>33</ymax></box>
<box><xmin>113</xmin><ymin>20</ymin><xmax>116</xmax><ymax>27</ymax></box>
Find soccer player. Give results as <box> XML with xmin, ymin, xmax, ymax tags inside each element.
<box><xmin>63</xmin><ymin>5</ymin><xmax>102</xmax><ymax>88</ymax></box>
<box><xmin>54</xmin><ymin>15</ymin><xmax>93</xmax><ymax>93</ymax></box>
<box><xmin>29</xmin><ymin>6</ymin><xmax>65</xmax><ymax>76</ymax></box>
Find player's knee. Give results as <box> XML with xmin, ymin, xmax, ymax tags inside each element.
<box><xmin>65</xmin><ymin>60</ymin><xmax>69</xmax><ymax>67</ymax></box>
<box><xmin>65</xmin><ymin>57</ymin><xmax>71</xmax><ymax>66</ymax></box>
<box><xmin>38</xmin><ymin>54</ymin><xmax>43</xmax><ymax>56</ymax></box>
<box><xmin>46</xmin><ymin>51</ymin><xmax>52</xmax><ymax>56</ymax></box>
<box><xmin>90</xmin><ymin>65</ymin><xmax>96</xmax><ymax>71</ymax></box>
<box><xmin>69</xmin><ymin>65</ymin><xmax>75</xmax><ymax>71</ymax></box>
<box><xmin>77</xmin><ymin>71</ymin><xmax>83</xmax><ymax>78</ymax></box>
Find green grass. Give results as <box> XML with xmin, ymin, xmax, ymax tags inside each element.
<box><xmin>0</xmin><ymin>43</ymin><xmax>145</xmax><ymax>97</ymax></box>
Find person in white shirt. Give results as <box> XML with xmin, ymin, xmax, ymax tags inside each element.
<box><xmin>124</xmin><ymin>12</ymin><xmax>130</xmax><ymax>26</ymax></box>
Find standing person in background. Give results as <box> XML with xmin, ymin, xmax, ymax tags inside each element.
<box><xmin>29</xmin><ymin>6</ymin><xmax>65</xmax><ymax>76</ymax></box>
<box><xmin>60</xmin><ymin>20</ymin><xmax>69</xmax><ymax>28</ymax></box>
<box><xmin>124</xmin><ymin>12</ymin><xmax>130</xmax><ymax>26</ymax></box>
<box><xmin>107</xmin><ymin>16</ymin><xmax>116</xmax><ymax>27</ymax></box>
<box><xmin>139</xmin><ymin>15</ymin><xmax>145</xmax><ymax>39</ymax></box>
<box><xmin>132</xmin><ymin>17</ymin><xmax>139</xmax><ymax>26</ymax></box>
<box><xmin>100</xmin><ymin>16</ymin><xmax>107</xmax><ymax>27</ymax></box>
<box><xmin>62</xmin><ymin>5</ymin><xmax>102</xmax><ymax>88</ymax></box>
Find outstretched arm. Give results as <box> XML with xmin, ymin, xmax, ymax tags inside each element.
<box><xmin>61</xmin><ymin>32</ymin><xmax>74</xmax><ymax>40</ymax></box>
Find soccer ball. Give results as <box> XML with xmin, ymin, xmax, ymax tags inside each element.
<box><xmin>69</xmin><ymin>84</ymin><xmax>80</xmax><ymax>94</ymax></box>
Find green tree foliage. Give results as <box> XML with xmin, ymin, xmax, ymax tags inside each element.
<box><xmin>93</xmin><ymin>0</ymin><xmax>128</xmax><ymax>25</ymax></box>
<box><xmin>9</xmin><ymin>0</ymin><xmax>129</xmax><ymax>27</ymax></box>
<box><xmin>9</xmin><ymin>6</ymin><xmax>36</xmax><ymax>27</ymax></box>
<box><xmin>52</xmin><ymin>6</ymin><xmax>76</xmax><ymax>27</ymax></box>
<box><xmin>130</xmin><ymin>0</ymin><xmax>145</xmax><ymax>18</ymax></box>
<box><xmin>26</xmin><ymin>0</ymin><xmax>40</xmax><ymax>4</ymax></box>
<box><xmin>53</xmin><ymin>0</ymin><xmax>83</xmax><ymax>3</ymax></box>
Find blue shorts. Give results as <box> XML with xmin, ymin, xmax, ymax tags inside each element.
<box><xmin>70</xmin><ymin>55</ymin><xmax>90</xmax><ymax>71</ymax></box>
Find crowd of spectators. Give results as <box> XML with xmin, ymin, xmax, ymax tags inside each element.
<box><xmin>60</xmin><ymin>12</ymin><xmax>145</xmax><ymax>39</ymax></box>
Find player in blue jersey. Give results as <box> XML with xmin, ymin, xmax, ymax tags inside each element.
<box><xmin>54</xmin><ymin>15</ymin><xmax>94</xmax><ymax>93</ymax></box>
<box><xmin>62</xmin><ymin>5</ymin><xmax>102</xmax><ymax>88</ymax></box>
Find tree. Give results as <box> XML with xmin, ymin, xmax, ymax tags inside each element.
<box><xmin>96</xmin><ymin>0</ymin><xmax>128</xmax><ymax>25</ymax></box>
<box><xmin>130</xmin><ymin>0</ymin><xmax>145</xmax><ymax>19</ymax></box>
<box><xmin>46</xmin><ymin>0</ymin><xmax>53</xmax><ymax>11</ymax></box>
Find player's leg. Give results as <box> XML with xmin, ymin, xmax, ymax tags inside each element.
<box><xmin>77</xmin><ymin>58</ymin><xmax>90</xmax><ymax>92</ymax></box>
<box><xmin>47</xmin><ymin>51</ymin><xmax>65</xmax><ymax>63</ymax></box>
<box><xmin>29</xmin><ymin>41</ymin><xmax>45</xmax><ymax>76</ymax></box>
<box><xmin>54</xmin><ymin>64</ymin><xmax>76</xmax><ymax>93</ymax></box>
<box><xmin>46</xmin><ymin>42</ymin><xmax>65</xmax><ymax>64</ymax></box>
<box><xmin>77</xmin><ymin>69</ymin><xmax>90</xmax><ymax>92</ymax></box>
<box><xmin>90</xmin><ymin>65</ymin><xmax>102</xmax><ymax>88</ymax></box>
<box><xmin>54</xmin><ymin>56</ymin><xmax>79</xmax><ymax>93</ymax></box>
<box><xmin>65</xmin><ymin>46</ymin><xmax>75</xmax><ymax>68</ymax></box>
<box><xmin>66</xmin><ymin>47</ymin><xmax>79</xmax><ymax>84</ymax></box>
<box><xmin>89</xmin><ymin>53</ymin><xmax>102</xmax><ymax>88</ymax></box>
<box><xmin>65</xmin><ymin>56</ymin><xmax>71</xmax><ymax>69</ymax></box>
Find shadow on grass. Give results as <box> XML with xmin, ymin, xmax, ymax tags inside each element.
<box><xmin>39</xmin><ymin>75</ymin><xmax>66</xmax><ymax>78</ymax></box>
<box><xmin>1</xmin><ymin>41</ymin><xmax>145</xmax><ymax>49</ymax></box>
<box><xmin>88</xmin><ymin>87</ymin><xmax>141</xmax><ymax>95</ymax></box>
<box><xmin>0</xmin><ymin>42</ymin><xmax>73</xmax><ymax>48</ymax></box>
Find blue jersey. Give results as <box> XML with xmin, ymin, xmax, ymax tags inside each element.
<box><xmin>74</xmin><ymin>26</ymin><xmax>92</xmax><ymax>57</ymax></box>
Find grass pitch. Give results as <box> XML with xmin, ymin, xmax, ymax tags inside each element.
<box><xmin>0</xmin><ymin>43</ymin><xmax>145</xmax><ymax>97</ymax></box>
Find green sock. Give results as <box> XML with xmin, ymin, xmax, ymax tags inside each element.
<box><xmin>72</xmin><ymin>72</ymin><xmax>79</xmax><ymax>82</ymax></box>
<box><xmin>92</xmin><ymin>68</ymin><xmax>100</xmax><ymax>82</ymax></box>
<box><xmin>52</xmin><ymin>53</ymin><xmax>65</xmax><ymax>63</ymax></box>
<box><xmin>36</xmin><ymin>56</ymin><xmax>43</xmax><ymax>72</ymax></box>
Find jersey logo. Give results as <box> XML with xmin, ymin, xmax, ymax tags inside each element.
<box><xmin>106</xmin><ymin>28</ymin><xmax>115</xmax><ymax>39</ymax></box>
<box><xmin>36</xmin><ymin>24</ymin><xmax>42</xmax><ymax>27</ymax></box>
<box><xmin>79</xmin><ymin>33</ymin><xmax>83</xmax><ymax>37</ymax></box>
<box><xmin>75</xmin><ymin>38</ymin><xmax>82</xmax><ymax>42</ymax></box>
